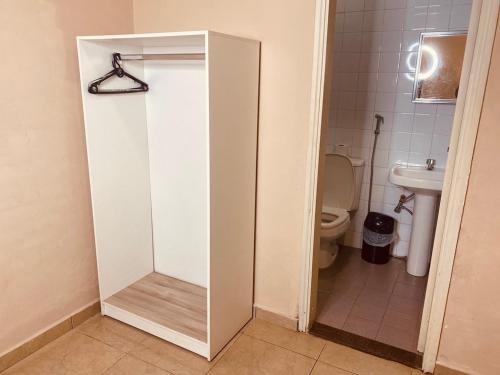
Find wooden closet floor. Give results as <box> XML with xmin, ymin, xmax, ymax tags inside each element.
<box><xmin>105</xmin><ymin>272</ymin><xmax>207</xmax><ymax>342</ymax></box>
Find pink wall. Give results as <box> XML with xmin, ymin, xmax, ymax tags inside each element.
<box><xmin>437</xmin><ymin>18</ymin><xmax>500</xmax><ymax>375</ymax></box>
<box><xmin>0</xmin><ymin>0</ymin><xmax>133</xmax><ymax>355</ymax></box>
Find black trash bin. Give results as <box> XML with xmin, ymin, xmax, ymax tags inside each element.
<box><xmin>362</xmin><ymin>212</ymin><xmax>395</xmax><ymax>264</ymax></box>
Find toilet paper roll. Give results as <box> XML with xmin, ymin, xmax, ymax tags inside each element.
<box><xmin>334</xmin><ymin>144</ymin><xmax>351</xmax><ymax>156</ymax></box>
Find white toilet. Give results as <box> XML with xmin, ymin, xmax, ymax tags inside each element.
<box><xmin>319</xmin><ymin>153</ymin><xmax>365</xmax><ymax>269</ymax></box>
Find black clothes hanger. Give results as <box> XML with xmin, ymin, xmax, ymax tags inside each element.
<box><xmin>88</xmin><ymin>53</ymin><xmax>149</xmax><ymax>94</ymax></box>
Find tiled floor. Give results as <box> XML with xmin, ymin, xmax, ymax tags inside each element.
<box><xmin>1</xmin><ymin>315</ymin><xmax>423</xmax><ymax>375</ymax></box>
<box><xmin>317</xmin><ymin>247</ymin><xmax>427</xmax><ymax>352</ymax></box>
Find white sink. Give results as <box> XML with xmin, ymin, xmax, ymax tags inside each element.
<box><xmin>388</xmin><ymin>164</ymin><xmax>445</xmax><ymax>277</ymax></box>
<box><xmin>389</xmin><ymin>165</ymin><xmax>444</xmax><ymax>192</ymax></box>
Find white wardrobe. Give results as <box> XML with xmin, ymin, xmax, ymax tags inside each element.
<box><xmin>77</xmin><ymin>31</ymin><xmax>260</xmax><ymax>359</ymax></box>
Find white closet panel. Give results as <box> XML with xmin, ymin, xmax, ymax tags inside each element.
<box><xmin>145</xmin><ymin>60</ymin><xmax>208</xmax><ymax>287</ymax></box>
<box><xmin>78</xmin><ymin>41</ymin><xmax>153</xmax><ymax>300</ymax></box>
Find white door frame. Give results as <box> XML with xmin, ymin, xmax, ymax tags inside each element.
<box><xmin>299</xmin><ymin>0</ymin><xmax>499</xmax><ymax>373</ymax></box>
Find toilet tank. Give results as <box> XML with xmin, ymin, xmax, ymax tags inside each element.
<box><xmin>323</xmin><ymin>153</ymin><xmax>365</xmax><ymax>211</ymax></box>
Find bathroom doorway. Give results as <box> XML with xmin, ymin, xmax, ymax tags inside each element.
<box><xmin>299</xmin><ymin>0</ymin><xmax>498</xmax><ymax>372</ymax></box>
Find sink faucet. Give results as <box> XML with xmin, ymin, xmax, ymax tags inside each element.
<box><xmin>394</xmin><ymin>193</ymin><xmax>415</xmax><ymax>215</ymax></box>
<box><xmin>426</xmin><ymin>158</ymin><xmax>436</xmax><ymax>170</ymax></box>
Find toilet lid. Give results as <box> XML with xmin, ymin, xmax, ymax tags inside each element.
<box><xmin>321</xmin><ymin>207</ymin><xmax>349</xmax><ymax>229</ymax></box>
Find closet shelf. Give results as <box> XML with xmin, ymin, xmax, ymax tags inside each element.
<box><xmin>105</xmin><ymin>272</ymin><xmax>207</xmax><ymax>342</ymax></box>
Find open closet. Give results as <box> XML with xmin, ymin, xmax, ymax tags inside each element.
<box><xmin>77</xmin><ymin>31</ymin><xmax>260</xmax><ymax>360</ymax></box>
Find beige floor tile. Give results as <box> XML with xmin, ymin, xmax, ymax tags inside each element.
<box><xmin>3</xmin><ymin>331</ymin><xmax>123</xmax><ymax>375</ymax></box>
<box><xmin>77</xmin><ymin>315</ymin><xmax>150</xmax><ymax>353</ymax></box>
<box><xmin>129</xmin><ymin>335</ymin><xmax>214</xmax><ymax>375</ymax></box>
<box><xmin>208</xmin><ymin>334</ymin><xmax>315</xmax><ymax>375</ymax></box>
<box><xmin>319</xmin><ymin>341</ymin><xmax>413</xmax><ymax>375</ymax></box>
<box><xmin>243</xmin><ymin>319</ymin><xmax>325</xmax><ymax>359</ymax></box>
<box><xmin>311</xmin><ymin>361</ymin><xmax>354</xmax><ymax>375</ymax></box>
<box><xmin>103</xmin><ymin>355</ymin><xmax>171</xmax><ymax>375</ymax></box>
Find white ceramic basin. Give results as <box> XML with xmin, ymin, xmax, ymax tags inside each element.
<box><xmin>389</xmin><ymin>165</ymin><xmax>444</xmax><ymax>192</ymax></box>
<box><xmin>388</xmin><ymin>164</ymin><xmax>445</xmax><ymax>277</ymax></box>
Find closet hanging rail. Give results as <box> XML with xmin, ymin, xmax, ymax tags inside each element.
<box><xmin>88</xmin><ymin>52</ymin><xmax>205</xmax><ymax>95</ymax></box>
<box><xmin>119</xmin><ymin>53</ymin><xmax>206</xmax><ymax>61</ymax></box>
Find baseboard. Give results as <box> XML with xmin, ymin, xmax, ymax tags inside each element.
<box><xmin>0</xmin><ymin>301</ymin><xmax>100</xmax><ymax>373</ymax></box>
<box><xmin>434</xmin><ymin>363</ymin><xmax>470</xmax><ymax>375</ymax></box>
<box><xmin>253</xmin><ymin>306</ymin><xmax>298</xmax><ymax>331</ymax></box>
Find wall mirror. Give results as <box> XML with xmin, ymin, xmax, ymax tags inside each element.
<box><xmin>412</xmin><ymin>31</ymin><xmax>467</xmax><ymax>104</ymax></box>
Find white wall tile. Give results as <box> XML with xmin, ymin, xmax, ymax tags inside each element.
<box><xmin>402</xmin><ymin>30</ymin><xmax>421</xmax><ymax>51</ymax></box>
<box><xmin>404</xmin><ymin>7</ymin><xmax>428</xmax><ymax>30</ymax></box>
<box><xmin>376</xmin><ymin>131</ymin><xmax>392</xmax><ymax>149</ymax></box>
<box><xmin>426</xmin><ymin>5</ymin><xmax>451</xmax><ymax>29</ymax></box>
<box><xmin>326</xmin><ymin>0</ymin><xmax>469</xmax><ymax>250</ymax></box>
<box><xmin>362</xmin><ymin>31</ymin><xmax>383</xmax><ymax>51</ymax></box>
<box><xmin>394</xmin><ymin>112</ymin><xmax>414</xmax><ymax>131</ymax></box>
<box><xmin>375</xmin><ymin>92</ymin><xmax>397</xmax><ymax>111</ymax></box>
<box><xmin>338</xmin><ymin>110</ymin><xmax>357</xmax><ymax>127</ymax></box>
<box><xmin>395</xmin><ymin>93</ymin><xmax>416</xmax><ymax>112</ymax></box>
<box><xmin>363</xmin><ymin>10</ymin><xmax>385</xmax><ymax>31</ymax></box>
<box><xmin>356</xmin><ymin>111</ymin><xmax>376</xmax><ymax>129</ymax></box>
<box><xmin>397</xmin><ymin>72</ymin><xmax>415</xmax><ymax>92</ymax></box>
<box><xmin>342</xmin><ymin>33</ymin><xmax>363</xmax><ymax>52</ymax></box>
<box><xmin>385</xmin><ymin>0</ymin><xmax>408</xmax><ymax>9</ymax></box>
<box><xmin>377</xmin><ymin>111</ymin><xmax>395</xmax><ymax>130</ymax></box>
<box><xmin>413</xmin><ymin>113</ymin><xmax>435</xmax><ymax>133</ymax></box>
<box><xmin>399</xmin><ymin>51</ymin><xmax>418</xmax><ymax>72</ymax></box>
<box><xmin>414</xmin><ymin>102</ymin><xmax>437</xmax><ymax>114</ymax></box>
<box><xmin>408</xmin><ymin>151</ymin><xmax>428</xmax><ymax>166</ymax></box>
<box><xmin>346</xmin><ymin>0</ymin><xmax>365</xmax><ymax>12</ymax></box>
<box><xmin>410</xmin><ymin>133</ymin><xmax>432</xmax><ymax>153</ymax></box>
<box><xmin>359</xmin><ymin>53</ymin><xmax>381</xmax><ymax>72</ymax></box>
<box><xmin>379</xmin><ymin>52</ymin><xmax>401</xmax><ymax>72</ymax></box>
<box><xmin>383</xmin><ymin>9</ymin><xmax>406</xmax><ymax>31</ymax></box>
<box><xmin>344</xmin><ymin>12</ymin><xmax>365</xmax><ymax>32</ymax></box>
<box><xmin>407</xmin><ymin>0</ymin><xmax>429</xmax><ymax>8</ymax></box>
<box><xmin>434</xmin><ymin>114</ymin><xmax>454</xmax><ymax>135</ymax></box>
<box><xmin>449</xmin><ymin>4</ymin><xmax>471</xmax><ymax>30</ymax></box>
<box><xmin>335</xmin><ymin>13</ymin><xmax>345</xmax><ymax>32</ymax></box>
<box><xmin>340</xmin><ymin>92</ymin><xmax>358</xmax><ymax>110</ymax></box>
<box><xmin>356</xmin><ymin>92</ymin><xmax>376</xmax><ymax>110</ymax></box>
<box><xmin>391</xmin><ymin>132</ymin><xmax>411</xmax><ymax>151</ymax></box>
<box><xmin>388</xmin><ymin>150</ymin><xmax>409</xmax><ymax>166</ymax></box>
<box><xmin>381</xmin><ymin>31</ymin><xmax>403</xmax><ymax>51</ymax></box>
<box><xmin>337</xmin><ymin>73</ymin><xmax>359</xmax><ymax>91</ymax></box>
<box><xmin>357</xmin><ymin>73</ymin><xmax>378</xmax><ymax>91</ymax></box>
<box><xmin>337</xmin><ymin>0</ymin><xmax>346</xmax><ymax>13</ymax></box>
<box><xmin>431</xmin><ymin>133</ymin><xmax>450</xmax><ymax>154</ymax></box>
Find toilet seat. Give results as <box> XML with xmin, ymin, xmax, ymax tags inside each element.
<box><xmin>321</xmin><ymin>207</ymin><xmax>349</xmax><ymax>229</ymax></box>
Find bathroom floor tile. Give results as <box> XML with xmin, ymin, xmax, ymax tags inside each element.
<box><xmin>243</xmin><ymin>319</ymin><xmax>326</xmax><ymax>359</ymax></box>
<box><xmin>342</xmin><ymin>315</ymin><xmax>379</xmax><ymax>339</ymax></box>
<box><xmin>316</xmin><ymin>247</ymin><xmax>427</xmax><ymax>353</ymax></box>
<box><xmin>209</xmin><ymin>335</ymin><xmax>315</xmax><ymax>375</ymax></box>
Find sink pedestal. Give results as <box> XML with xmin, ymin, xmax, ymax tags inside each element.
<box><xmin>407</xmin><ymin>190</ymin><xmax>438</xmax><ymax>277</ymax></box>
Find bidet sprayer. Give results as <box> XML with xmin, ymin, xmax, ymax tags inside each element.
<box><xmin>374</xmin><ymin>113</ymin><xmax>384</xmax><ymax>135</ymax></box>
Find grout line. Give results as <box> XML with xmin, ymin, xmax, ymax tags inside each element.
<box><xmin>374</xmin><ymin>260</ymin><xmax>402</xmax><ymax>339</ymax></box>
<box><xmin>241</xmin><ymin>332</ymin><xmax>322</xmax><ymax>361</ymax></box>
